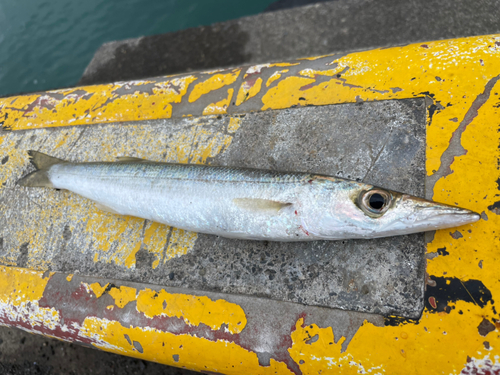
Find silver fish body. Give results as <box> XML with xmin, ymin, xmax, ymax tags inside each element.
<box><xmin>19</xmin><ymin>152</ymin><xmax>480</xmax><ymax>241</ymax></box>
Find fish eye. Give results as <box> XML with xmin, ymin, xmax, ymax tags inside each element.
<box><xmin>369</xmin><ymin>193</ymin><xmax>385</xmax><ymax>210</ymax></box>
<box><xmin>359</xmin><ymin>189</ymin><xmax>392</xmax><ymax>216</ymax></box>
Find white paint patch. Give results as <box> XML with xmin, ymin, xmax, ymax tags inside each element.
<box><xmin>460</xmin><ymin>354</ymin><xmax>500</xmax><ymax>375</ymax></box>
<box><xmin>245</xmin><ymin>64</ymin><xmax>271</xmax><ymax>76</ymax></box>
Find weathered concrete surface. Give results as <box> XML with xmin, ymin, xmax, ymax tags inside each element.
<box><xmin>3</xmin><ymin>0</ymin><xmax>499</xmax><ymax>373</ymax></box>
<box><xmin>0</xmin><ymin>325</ymin><xmax>196</xmax><ymax>375</ymax></box>
<box><xmin>0</xmin><ymin>267</ymin><xmax>384</xmax><ymax>373</ymax></box>
<box><xmin>80</xmin><ymin>0</ymin><xmax>500</xmax><ymax>85</ymax></box>
<box><xmin>1</xmin><ymin>98</ymin><xmax>426</xmax><ymax>318</ymax></box>
<box><xmin>169</xmin><ymin>99</ymin><xmax>427</xmax><ymax>318</ymax></box>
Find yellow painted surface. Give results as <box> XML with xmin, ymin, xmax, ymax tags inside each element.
<box><xmin>163</xmin><ymin>228</ymin><xmax>198</xmax><ymax>263</ymax></box>
<box><xmin>0</xmin><ymin>266</ymin><xmax>51</xmax><ymax>303</ymax></box>
<box><xmin>108</xmin><ymin>286</ymin><xmax>137</xmax><ymax>308</ymax></box>
<box><xmin>189</xmin><ymin>70</ymin><xmax>240</xmax><ymax>103</ymax></box>
<box><xmin>243</xmin><ymin>62</ymin><xmax>298</xmax><ymax>79</ymax></box>
<box><xmin>0</xmin><ymin>114</ymin><xmax>247</xmax><ymax>272</ymax></box>
<box><xmin>141</xmin><ymin>222</ymin><xmax>169</xmax><ymax>269</ymax></box>
<box><xmin>202</xmin><ymin>88</ymin><xmax>234</xmax><ymax>115</ymax></box>
<box><xmin>136</xmin><ymin>288</ymin><xmax>246</xmax><ymax>334</ymax></box>
<box><xmin>235</xmin><ymin>77</ymin><xmax>262</xmax><ymax>106</ymax></box>
<box><xmin>80</xmin><ymin>317</ymin><xmax>292</xmax><ymax>374</ymax></box>
<box><xmin>0</xmin><ymin>267</ymin><xmax>61</xmax><ymax>330</ymax></box>
<box><xmin>89</xmin><ymin>282</ymin><xmax>109</xmax><ymax>298</ymax></box>
<box><xmin>85</xmin><ymin>280</ymin><xmax>247</xmax><ymax>334</ymax></box>
<box><xmin>266</xmin><ymin>70</ymin><xmax>288</xmax><ymax>87</ymax></box>
<box><xmin>0</xmin><ymin>77</ymin><xmax>197</xmax><ymax>130</ymax></box>
<box><xmin>0</xmin><ymin>35</ymin><xmax>499</xmax><ymax>373</ymax></box>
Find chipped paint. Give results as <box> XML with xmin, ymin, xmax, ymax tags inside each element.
<box><xmin>202</xmin><ymin>88</ymin><xmax>234</xmax><ymax>115</ymax></box>
<box><xmin>136</xmin><ymin>288</ymin><xmax>246</xmax><ymax>334</ymax></box>
<box><xmin>188</xmin><ymin>70</ymin><xmax>240</xmax><ymax>103</ymax></box>
<box><xmin>235</xmin><ymin>78</ymin><xmax>262</xmax><ymax>106</ymax></box>
<box><xmin>243</xmin><ymin>63</ymin><xmax>298</xmax><ymax>79</ymax></box>
<box><xmin>79</xmin><ymin>317</ymin><xmax>292</xmax><ymax>374</ymax></box>
<box><xmin>266</xmin><ymin>70</ymin><xmax>289</xmax><ymax>87</ymax></box>
<box><xmin>0</xmin><ymin>35</ymin><xmax>499</xmax><ymax>373</ymax></box>
<box><xmin>0</xmin><ymin>115</ymin><xmax>246</xmax><ymax>272</ymax></box>
<box><xmin>0</xmin><ymin>76</ymin><xmax>197</xmax><ymax>130</ymax></box>
<box><xmin>163</xmin><ymin>228</ymin><xmax>197</xmax><ymax>263</ymax></box>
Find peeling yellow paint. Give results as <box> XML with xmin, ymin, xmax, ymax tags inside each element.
<box><xmin>66</xmin><ymin>274</ymin><xmax>73</xmax><ymax>282</ymax></box>
<box><xmin>89</xmin><ymin>282</ymin><xmax>109</xmax><ymax>298</ymax></box>
<box><xmin>79</xmin><ymin>317</ymin><xmax>291</xmax><ymax>374</ymax></box>
<box><xmin>164</xmin><ymin>228</ymin><xmax>198</xmax><ymax>263</ymax></box>
<box><xmin>288</xmin><ymin>318</ymin><xmax>370</xmax><ymax>374</ymax></box>
<box><xmin>260</xmin><ymin>37</ymin><xmax>500</xmax><ymax>177</ymax></box>
<box><xmin>186</xmin><ymin>125</ymin><xmax>234</xmax><ymax>165</ymax></box>
<box><xmin>189</xmin><ymin>70</ymin><xmax>240</xmax><ymax>103</ymax></box>
<box><xmin>298</xmin><ymin>67</ymin><xmax>339</xmax><ymax>78</ymax></box>
<box><xmin>136</xmin><ymin>288</ymin><xmax>247</xmax><ymax>334</ymax></box>
<box><xmin>235</xmin><ymin>78</ymin><xmax>263</xmax><ymax>106</ymax></box>
<box><xmin>202</xmin><ymin>88</ymin><xmax>234</xmax><ymax>115</ymax></box>
<box><xmin>243</xmin><ymin>62</ymin><xmax>298</xmax><ymax>79</ymax></box>
<box><xmin>297</xmin><ymin>54</ymin><xmax>335</xmax><ymax>61</ymax></box>
<box><xmin>142</xmin><ymin>222</ymin><xmax>169</xmax><ymax>269</ymax></box>
<box><xmin>0</xmin><ymin>267</ymin><xmax>61</xmax><ymax>330</ymax></box>
<box><xmin>86</xmin><ymin>210</ymin><xmax>145</xmax><ymax>267</ymax></box>
<box><xmin>0</xmin><ymin>266</ymin><xmax>51</xmax><ymax>303</ymax></box>
<box><xmin>0</xmin><ymin>76</ymin><xmax>197</xmax><ymax>130</ymax></box>
<box><xmin>266</xmin><ymin>70</ymin><xmax>289</xmax><ymax>87</ymax></box>
<box><xmin>108</xmin><ymin>286</ymin><xmax>137</xmax><ymax>308</ymax></box>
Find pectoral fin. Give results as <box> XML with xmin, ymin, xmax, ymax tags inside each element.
<box><xmin>233</xmin><ymin>198</ymin><xmax>292</xmax><ymax>213</ymax></box>
<box><xmin>95</xmin><ymin>203</ymin><xmax>121</xmax><ymax>215</ymax></box>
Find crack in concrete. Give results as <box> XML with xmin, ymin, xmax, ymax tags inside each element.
<box><xmin>362</xmin><ymin>126</ymin><xmax>394</xmax><ymax>183</ymax></box>
<box><xmin>64</xmin><ymin>128</ymin><xmax>87</xmax><ymax>159</ymax></box>
<box><xmin>427</xmin><ymin>75</ymin><xmax>500</xmax><ymax>197</ymax></box>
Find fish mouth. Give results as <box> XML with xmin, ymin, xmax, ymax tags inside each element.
<box><xmin>380</xmin><ymin>199</ymin><xmax>481</xmax><ymax>237</ymax></box>
<box><xmin>411</xmin><ymin>204</ymin><xmax>481</xmax><ymax>231</ymax></box>
<box><xmin>421</xmin><ymin>211</ymin><xmax>480</xmax><ymax>229</ymax></box>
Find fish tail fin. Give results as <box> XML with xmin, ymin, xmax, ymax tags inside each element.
<box><xmin>17</xmin><ymin>151</ymin><xmax>66</xmax><ymax>188</ymax></box>
<box><xmin>27</xmin><ymin>150</ymin><xmax>65</xmax><ymax>170</ymax></box>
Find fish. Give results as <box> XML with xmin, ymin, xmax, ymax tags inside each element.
<box><xmin>18</xmin><ymin>151</ymin><xmax>480</xmax><ymax>241</ymax></box>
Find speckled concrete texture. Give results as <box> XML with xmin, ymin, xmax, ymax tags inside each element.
<box><xmin>1</xmin><ymin>98</ymin><xmax>426</xmax><ymax>318</ymax></box>
<box><xmin>164</xmin><ymin>99</ymin><xmax>427</xmax><ymax>318</ymax></box>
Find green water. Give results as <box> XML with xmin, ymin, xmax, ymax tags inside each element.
<box><xmin>0</xmin><ymin>0</ymin><xmax>276</xmax><ymax>97</ymax></box>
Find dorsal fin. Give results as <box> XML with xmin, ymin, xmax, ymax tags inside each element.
<box><xmin>116</xmin><ymin>156</ymin><xmax>149</xmax><ymax>163</ymax></box>
<box><xmin>233</xmin><ymin>198</ymin><xmax>292</xmax><ymax>213</ymax></box>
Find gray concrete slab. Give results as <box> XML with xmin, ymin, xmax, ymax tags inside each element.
<box><xmin>2</xmin><ymin>98</ymin><xmax>426</xmax><ymax>318</ymax></box>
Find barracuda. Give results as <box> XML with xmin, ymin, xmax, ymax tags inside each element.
<box><xmin>18</xmin><ymin>151</ymin><xmax>480</xmax><ymax>241</ymax></box>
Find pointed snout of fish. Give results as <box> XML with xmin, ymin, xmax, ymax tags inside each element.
<box><xmin>411</xmin><ymin>202</ymin><xmax>481</xmax><ymax>230</ymax></box>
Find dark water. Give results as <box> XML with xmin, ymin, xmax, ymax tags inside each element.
<box><xmin>0</xmin><ymin>0</ymin><xmax>277</xmax><ymax>97</ymax></box>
